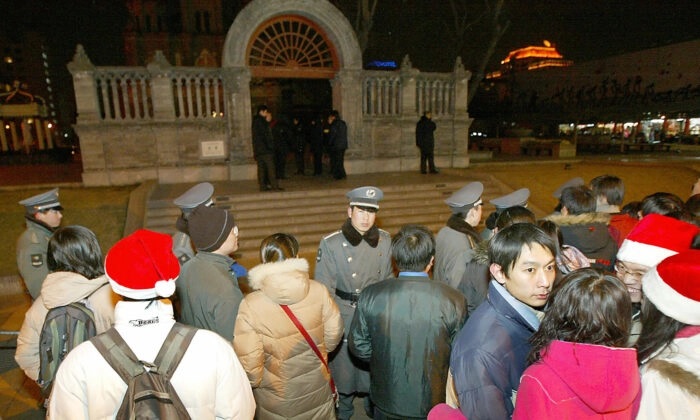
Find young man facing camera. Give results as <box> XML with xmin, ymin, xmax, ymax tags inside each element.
<box><xmin>450</xmin><ymin>223</ymin><xmax>557</xmax><ymax>420</ymax></box>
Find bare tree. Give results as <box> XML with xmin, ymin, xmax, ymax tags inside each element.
<box><xmin>445</xmin><ymin>0</ymin><xmax>510</xmax><ymax>104</ymax></box>
<box><xmin>334</xmin><ymin>0</ymin><xmax>379</xmax><ymax>53</ymax></box>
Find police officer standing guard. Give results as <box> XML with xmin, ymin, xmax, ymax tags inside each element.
<box><xmin>315</xmin><ymin>186</ymin><xmax>392</xmax><ymax>419</ymax></box>
<box><xmin>16</xmin><ymin>188</ymin><xmax>63</xmax><ymax>299</ymax></box>
<box><xmin>172</xmin><ymin>182</ymin><xmax>215</xmax><ymax>265</ymax></box>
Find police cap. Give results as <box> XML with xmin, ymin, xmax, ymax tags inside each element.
<box><xmin>19</xmin><ymin>188</ymin><xmax>62</xmax><ymax>214</ymax></box>
<box><xmin>553</xmin><ymin>177</ymin><xmax>584</xmax><ymax>199</ymax></box>
<box><xmin>490</xmin><ymin>188</ymin><xmax>530</xmax><ymax>210</ymax></box>
<box><xmin>445</xmin><ymin>182</ymin><xmax>484</xmax><ymax>214</ymax></box>
<box><xmin>173</xmin><ymin>182</ymin><xmax>215</xmax><ymax>212</ymax></box>
<box><xmin>347</xmin><ymin>186</ymin><xmax>384</xmax><ymax>209</ymax></box>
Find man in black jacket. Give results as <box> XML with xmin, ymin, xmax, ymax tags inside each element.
<box><xmin>251</xmin><ymin>105</ymin><xmax>282</xmax><ymax>191</ymax></box>
<box><xmin>327</xmin><ymin>110</ymin><xmax>348</xmax><ymax>180</ymax></box>
<box><xmin>349</xmin><ymin>225</ymin><xmax>468</xmax><ymax>419</ymax></box>
<box><xmin>415</xmin><ymin>111</ymin><xmax>438</xmax><ymax>174</ymax></box>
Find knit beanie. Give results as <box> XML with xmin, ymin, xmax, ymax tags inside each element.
<box><xmin>616</xmin><ymin>213</ymin><xmax>699</xmax><ymax>267</ymax></box>
<box><xmin>642</xmin><ymin>250</ymin><xmax>700</xmax><ymax>325</ymax></box>
<box><xmin>188</xmin><ymin>204</ymin><xmax>236</xmax><ymax>252</ymax></box>
<box><xmin>105</xmin><ymin>229</ymin><xmax>180</xmax><ymax>299</ymax></box>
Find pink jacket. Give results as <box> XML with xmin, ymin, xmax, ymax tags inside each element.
<box><xmin>513</xmin><ymin>340</ymin><xmax>640</xmax><ymax>419</ymax></box>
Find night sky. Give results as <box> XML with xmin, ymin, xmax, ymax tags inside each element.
<box><xmin>366</xmin><ymin>0</ymin><xmax>700</xmax><ymax>72</ymax></box>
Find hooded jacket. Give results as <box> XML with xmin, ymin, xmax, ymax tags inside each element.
<box><xmin>512</xmin><ymin>341</ymin><xmax>641</xmax><ymax>419</ymax></box>
<box><xmin>48</xmin><ymin>300</ymin><xmax>256</xmax><ymax>419</ymax></box>
<box><xmin>234</xmin><ymin>258</ymin><xmax>343</xmax><ymax>419</ymax></box>
<box><xmin>15</xmin><ymin>271</ymin><xmax>117</xmax><ymax>381</ymax></box>
<box><xmin>637</xmin><ymin>329</ymin><xmax>700</xmax><ymax>419</ymax></box>
<box><xmin>544</xmin><ymin>212</ymin><xmax>617</xmax><ymax>270</ymax></box>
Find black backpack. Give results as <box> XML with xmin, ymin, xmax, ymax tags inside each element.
<box><xmin>38</xmin><ymin>301</ymin><xmax>97</xmax><ymax>396</ymax></box>
<box><xmin>90</xmin><ymin>323</ymin><xmax>197</xmax><ymax>420</ymax></box>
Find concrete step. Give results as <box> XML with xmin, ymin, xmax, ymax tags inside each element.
<box><xmin>144</xmin><ymin>173</ymin><xmax>509</xmax><ymax>260</ymax></box>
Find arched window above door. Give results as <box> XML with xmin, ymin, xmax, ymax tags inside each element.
<box><xmin>247</xmin><ymin>16</ymin><xmax>338</xmax><ymax>79</ymax></box>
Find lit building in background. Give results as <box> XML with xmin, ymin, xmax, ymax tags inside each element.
<box><xmin>486</xmin><ymin>40</ymin><xmax>573</xmax><ymax>79</ymax></box>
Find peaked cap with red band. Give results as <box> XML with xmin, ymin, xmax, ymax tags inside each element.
<box><xmin>616</xmin><ymin>213</ymin><xmax>699</xmax><ymax>267</ymax></box>
<box><xmin>105</xmin><ymin>229</ymin><xmax>180</xmax><ymax>299</ymax></box>
<box><xmin>643</xmin><ymin>250</ymin><xmax>700</xmax><ymax>325</ymax></box>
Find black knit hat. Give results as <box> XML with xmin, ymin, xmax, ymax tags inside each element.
<box><xmin>188</xmin><ymin>204</ymin><xmax>236</xmax><ymax>252</ymax></box>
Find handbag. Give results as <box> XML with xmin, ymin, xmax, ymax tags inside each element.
<box><xmin>280</xmin><ymin>304</ymin><xmax>339</xmax><ymax>407</ymax></box>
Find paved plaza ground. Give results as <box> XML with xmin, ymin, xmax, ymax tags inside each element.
<box><xmin>1</xmin><ymin>151</ymin><xmax>699</xmax><ymax>418</ymax></box>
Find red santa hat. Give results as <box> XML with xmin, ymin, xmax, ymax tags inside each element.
<box><xmin>105</xmin><ymin>229</ymin><xmax>180</xmax><ymax>299</ymax></box>
<box><xmin>616</xmin><ymin>214</ymin><xmax>699</xmax><ymax>267</ymax></box>
<box><xmin>643</xmin><ymin>250</ymin><xmax>700</xmax><ymax>325</ymax></box>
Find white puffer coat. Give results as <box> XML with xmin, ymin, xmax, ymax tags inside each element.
<box><xmin>234</xmin><ymin>258</ymin><xmax>343</xmax><ymax>419</ymax></box>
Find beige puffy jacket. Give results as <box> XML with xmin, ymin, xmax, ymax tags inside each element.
<box><xmin>234</xmin><ymin>258</ymin><xmax>343</xmax><ymax>419</ymax></box>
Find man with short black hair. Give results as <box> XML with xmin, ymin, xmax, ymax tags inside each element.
<box><xmin>252</xmin><ymin>105</ymin><xmax>282</xmax><ymax>191</ymax></box>
<box><xmin>590</xmin><ymin>174</ymin><xmax>638</xmax><ymax>245</ymax></box>
<box><xmin>349</xmin><ymin>225</ymin><xmax>467</xmax><ymax>419</ymax></box>
<box><xmin>315</xmin><ymin>186</ymin><xmax>392</xmax><ymax>419</ymax></box>
<box><xmin>450</xmin><ymin>223</ymin><xmax>557</xmax><ymax>420</ymax></box>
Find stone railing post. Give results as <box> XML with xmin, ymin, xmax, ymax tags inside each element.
<box><xmin>400</xmin><ymin>55</ymin><xmax>419</xmax><ymax>116</ymax></box>
<box><xmin>452</xmin><ymin>57</ymin><xmax>473</xmax><ymax>167</ymax></box>
<box><xmin>453</xmin><ymin>57</ymin><xmax>471</xmax><ymax>115</ymax></box>
<box><xmin>67</xmin><ymin>45</ymin><xmax>100</xmax><ymax>123</ymax></box>
<box><xmin>147</xmin><ymin>51</ymin><xmax>176</xmax><ymax>121</ymax></box>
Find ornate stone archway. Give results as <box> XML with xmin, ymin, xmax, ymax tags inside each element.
<box><xmin>221</xmin><ymin>0</ymin><xmax>364</xmax><ymax>179</ymax></box>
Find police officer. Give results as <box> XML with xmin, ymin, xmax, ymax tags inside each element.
<box><xmin>481</xmin><ymin>187</ymin><xmax>531</xmax><ymax>240</ymax></box>
<box><xmin>16</xmin><ymin>188</ymin><xmax>63</xmax><ymax>299</ymax></box>
<box><xmin>172</xmin><ymin>182</ymin><xmax>215</xmax><ymax>265</ymax></box>
<box><xmin>434</xmin><ymin>182</ymin><xmax>484</xmax><ymax>289</ymax></box>
<box><xmin>315</xmin><ymin>186</ymin><xmax>392</xmax><ymax>419</ymax></box>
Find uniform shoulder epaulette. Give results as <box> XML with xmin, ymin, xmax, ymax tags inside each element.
<box><xmin>323</xmin><ymin>230</ymin><xmax>342</xmax><ymax>240</ymax></box>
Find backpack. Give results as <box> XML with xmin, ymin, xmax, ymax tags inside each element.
<box><xmin>90</xmin><ymin>323</ymin><xmax>197</xmax><ymax>420</ymax></box>
<box><xmin>38</xmin><ymin>301</ymin><xmax>97</xmax><ymax>396</ymax></box>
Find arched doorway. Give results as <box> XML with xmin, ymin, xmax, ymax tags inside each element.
<box><xmin>222</xmin><ymin>0</ymin><xmax>363</xmax><ymax>171</ymax></box>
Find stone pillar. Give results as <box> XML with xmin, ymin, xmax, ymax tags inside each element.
<box><xmin>147</xmin><ymin>51</ymin><xmax>176</xmax><ymax>121</ymax></box>
<box><xmin>451</xmin><ymin>57</ymin><xmax>473</xmax><ymax>168</ymax></box>
<box><xmin>224</xmin><ymin>67</ymin><xmax>255</xmax><ymax>179</ymax></box>
<box><xmin>9</xmin><ymin>121</ymin><xmax>19</xmax><ymax>151</ymax></box>
<box><xmin>400</xmin><ymin>55</ymin><xmax>419</xmax><ymax>116</ymax></box>
<box><xmin>35</xmin><ymin>119</ymin><xmax>45</xmax><ymax>150</ymax></box>
<box><xmin>67</xmin><ymin>45</ymin><xmax>100</xmax><ymax>123</ymax></box>
<box><xmin>21</xmin><ymin>119</ymin><xmax>32</xmax><ymax>153</ymax></box>
<box><xmin>332</xmin><ymin>69</ymin><xmax>363</xmax><ymax>159</ymax></box>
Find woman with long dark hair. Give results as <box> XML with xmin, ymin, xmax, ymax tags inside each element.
<box><xmin>512</xmin><ymin>268</ymin><xmax>640</xmax><ymax>419</ymax></box>
<box><xmin>15</xmin><ymin>225</ymin><xmax>116</xmax><ymax>382</ymax></box>
<box><xmin>636</xmin><ymin>249</ymin><xmax>700</xmax><ymax>419</ymax></box>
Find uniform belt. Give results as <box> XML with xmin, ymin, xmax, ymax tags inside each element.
<box><xmin>335</xmin><ymin>289</ymin><xmax>360</xmax><ymax>303</ymax></box>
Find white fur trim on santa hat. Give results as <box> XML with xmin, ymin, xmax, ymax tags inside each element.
<box><xmin>643</xmin><ymin>267</ymin><xmax>700</xmax><ymax>325</ymax></box>
<box><xmin>107</xmin><ymin>276</ymin><xmax>177</xmax><ymax>300</ymax></box>
<box><xmin>616</xmin><ymin>239</ymin><xmax>677</xmax><ymax>267</ymax></box>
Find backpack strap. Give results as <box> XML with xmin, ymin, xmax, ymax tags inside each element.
<box><xmin>90</xmin><ymin>328</ymin><xmax>144</xmax><ymax>383</ymax></box>
<box><xmin>151</xmin><ymin>323</ymin><xmax>198</xmax><ymax>378</ymax></box>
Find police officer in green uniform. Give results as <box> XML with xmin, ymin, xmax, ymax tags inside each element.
<box><xmin>16</xmin><ymin>188</ymin><xmax>63</xmax><ymax>299</ymax></box>
<box><xmin>315</xmin><ymin>186</ymin><xmax>392</xmax><ymax>419</ymax></box>
<box><xmin>434</xmin><ymin>182</ymin><xmax>484</xmax><ymax>289</ymax></box>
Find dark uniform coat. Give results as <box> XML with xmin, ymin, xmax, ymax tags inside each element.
<box><xmin>349</xmin><ymin>274</ymin><xmax>467</xmax><ymax>418</ymax></box>
<box><xmin>314</xmin><ymin>226</ymin><xmax>392</xmax><ymax>394</ymax></box>
<box><xmin>16</xmin><ymin>219</ymin><xmax>52</xmax><ymax>299</ymax></box>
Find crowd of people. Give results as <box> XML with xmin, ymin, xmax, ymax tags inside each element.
<box><xmin>12</xmin><ymin>171</ymin><xmax>700</xmax><ymax>419</ymax></box>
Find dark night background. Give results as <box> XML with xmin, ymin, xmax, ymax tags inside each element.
<box><xmin>1</xmin><ymin>0</ymin><xmax>699</xmax><ymax>128</ymax></box>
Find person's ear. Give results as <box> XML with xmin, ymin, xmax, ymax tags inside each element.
<box><xmin>490</xmin><ymin>263</ymin><xmax>507</xmax><ymax>285</ymax></box>
<box><xmin>560</xmin><ymin>206</ymin><xmax>569</xmax><ymax>216</ymax></box>
<box><xmin>347</xmin><ymin>207</ymin><xmax>353</xmax><ymax>218</ymax></box>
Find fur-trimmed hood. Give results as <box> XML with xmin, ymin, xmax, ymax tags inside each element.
<box><xmin>247</xmin><ymin>258</ymin><xmax>310</xmax><ymax>305</ymax></box>
<box><xmin>544</xmin><ymin>212</ymin><xmax>611</xmax><ymax>226</ymax></box>
<box><xmin>473</xmin><ymin>240</ymin><xmax>490</xmax><ymax>265</ymax></box>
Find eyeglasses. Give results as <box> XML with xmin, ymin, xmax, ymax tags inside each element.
<box><xmin>614</xmin><ymin>261</ymin><xmax>645</xmax><ymax>281</ymax></box>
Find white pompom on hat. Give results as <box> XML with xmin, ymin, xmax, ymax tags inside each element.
<box><xmin>105</xmin><ymin>229</ymin><xmax>180</xmax><ymax>299</ymax></box>
<box><xmin>643</xmin><ymin>249</ymin><xmax>700</xmax><ymax>325</ymax></box>
<box><xmin>616</xmin><ymin>213</ymin><xmax>699</xmax><ymax>267</ymax></box>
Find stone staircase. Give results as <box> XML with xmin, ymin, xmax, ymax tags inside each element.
<box><xmin>143</xmin><ymin>173</ymin><xmax>513</xmax><ymax>263</ymax></box>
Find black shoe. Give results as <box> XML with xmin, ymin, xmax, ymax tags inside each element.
<box><xmin>260</xmin><ymin>185</ymin><xmax>273</xmax><ymax>192</ymax></box>
<box><xmin>273</xmin><ymin>187</ymin><xmax>285</xmax><ymax>191</ymax></box>
<box><xmin>429</xmin><ymin>169</ymin><xmax>440</xmax><ymax>174</ymax></box>
<box><xmin>421</xmin><ymin>171</ymin><xmax>427</xmax><ymax>174</ymax></box>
